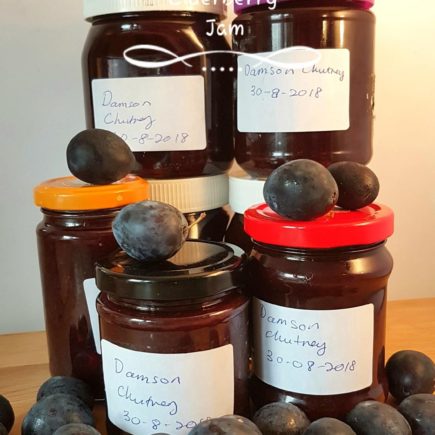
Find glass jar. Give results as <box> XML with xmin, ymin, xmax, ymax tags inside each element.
<box><xmin>225</xmin><ymin>172</ymin><xmax>265</xmax><ymax>253</ymax></box>
<box><xmin>233</xmin><ymin>0</ymin><xmax>375</xmax><ymax>177</ymax></box>
<box><xmin>148</xmin><ymin>174</ymin><xmax>230</xmax><ymax>241</ymax></box>
<box><xmin>96</xmin><ymin>241</ymin><xmax>250</xmax><ymax>434</ymax></box>
<box><xmin>34</xmin><ymin>176</ymin><xmax>148</xmax><ymax>397</ymax></box>
<box><xmin>82</xmin><ymin>0</ymin><xmax>234</xmax><ymax>179</ymax></box>
<box><xmin>244</xmin><ymin>203</ymin><xmax>394</xmax><ymax>420</ymax></box>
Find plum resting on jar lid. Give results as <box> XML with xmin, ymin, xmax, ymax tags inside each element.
<box><xmin>66</xmin><ymin>129</ymin><xmax>138</xmax><ymax>185</ymax></box>
<box><xmin>263</xmin><ymin>159</ymin><xmax>338</xmax><ymax>221</ymax></box>
<box><xmin>112</xmin><ymin>200</ymin><xmax>189</xmax><ymax>262</ymax></box>
<box><xmin>263</xmin><ymin>159</ymin><xmax>380</xmax><ymax>221</ymax></box>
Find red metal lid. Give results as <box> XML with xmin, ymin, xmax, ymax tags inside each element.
<box><xmin>244</xmin><ymin>203</ymin><xmax>394</xmax><ymax>249</ymax></box>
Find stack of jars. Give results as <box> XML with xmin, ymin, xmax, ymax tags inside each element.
<box><xmin>82</xmin><ymin>0</ymin><xmax>235</xmax><ymax>241</ymax></box>
<box><xmin>228</xmin><ymin>0</ymin><xmax>394</xmax><ymax>423</ymax></box>
<box><xmin>33</xmin><ymin>0</ymin><xmax>397</xmax><ymax>433</ymax></box>
<box><xmin>227</xmin><ymin>0</ymin><xmax>376</xmax><ymax>252</ymax></box>
<box><xmin>37</xmin><ymin>1</ymin><xmax>252</xmax><ymax>434</ymax></box>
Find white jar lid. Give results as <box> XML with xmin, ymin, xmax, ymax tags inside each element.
<box><xmin>84</xmin><ymin>0</ymin><xmax>226</xmax><ymax>19</ymax></box>
<box><xmin>229</xmin><ymin>171</ymin><xmax>265</xmax><ymax>214</ymax></box>
<box><xmin>147</xmin><ymin>174</ymin><xmax>229</xmax><ymax>214</ymax></box>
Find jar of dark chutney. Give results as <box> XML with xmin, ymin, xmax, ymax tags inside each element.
<box><xmin>96</xmin><ymin>241</ymin><xmax>250</xmax><ymax>434</ymax></box>
<box><xmin>82</xmin><ymin>0</ymin><xmax>234</xmax><ymax>179</ymax></box>
<box><xmin>34</xmin><ymin>176</ymin><xmax>148</xmax><ymax>398</ymax></box>
<box><xmin>233</xmin><ymin>0</ymin><xmax>375</xmax><ymax>177</ymax></box>
<box><xmin>148</xmin><ymin>174</ymin><xmax>230</xmax><ymax>242</ymax></box>
<box><xmin>244</xmin><ymin>203</ymin><xmax>394</xmax><ymax>420</ymax></box>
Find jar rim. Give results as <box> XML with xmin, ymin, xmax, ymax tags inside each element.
<box><xmin>96</xmin><ymin>240</ymin><xmax>246</xmax><ymax>300</ymax></box>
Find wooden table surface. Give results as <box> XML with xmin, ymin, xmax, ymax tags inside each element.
<box><xmin>1</xmin><ymin>298</ymin><xmax>434</xmax><ymax>435</ymax></box>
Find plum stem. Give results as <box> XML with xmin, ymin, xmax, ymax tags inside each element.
<box><xmin>187</xmin><ymin>212</ymin><xmax>206</xmax><ymax>230</ymax></box>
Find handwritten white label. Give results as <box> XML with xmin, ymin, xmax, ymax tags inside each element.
<box><xmin>92</xmin><ymin>76</ymin><xmax>207</xmax><ymax>152</ymax></box>
<box><xmin>102</xmin><ymin>340</ymin><xmax>234</xmax><ymax>435</ymax></box>
<box><xmin>237</xmin><ymin>48</ymin><xmax>350</xmax><ymax>132</ymax></box>
<box><xmin>83</xmin><ymin>278</ymin><xmax>101</xmax><ymax>354</ymax></box>
<box><xmin>253</xmin><ymin>298</ymin><xmax>374</xmax><ymax>395</ymax></box>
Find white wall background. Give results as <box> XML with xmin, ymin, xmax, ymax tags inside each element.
<box><xmin>0</xmin><ymin>1</ymin><xmax>434</xmax><ymax>333</ymax></box>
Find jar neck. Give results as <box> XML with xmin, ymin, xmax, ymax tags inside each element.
<box><xmin>105</xmin><ymin>288</ymin><xmax>239</xmax><ymax>313</ymax></box>
<box><xmin>40</xmin><ymin>207</ymin><xmax>121</xmax><ymax>229</ymax></box>
<box><xmin>252</xmin><ymin>240</ymin><xmax>387</xmax><ymax>257</ymax></box>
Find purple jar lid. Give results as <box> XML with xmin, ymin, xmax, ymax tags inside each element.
<box><xmin>234</xmin><ymin>0</ymin><xmax>374</xmax><ymax>14</ymax></box>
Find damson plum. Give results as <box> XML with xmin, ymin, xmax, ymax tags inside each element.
<box><xmin>52</xmin><ymin>424</ymin><xmax>101</xmax><ymax>435</ymax></box>
<box><xmin>66</xmin><ymin>129</ymin><xmax>137</xmax><ymax>184</ymax></box>
<box><xmin>345</xmin><ymin>401</ymin><xmax>411</xmax><ymax>435</ymax></box>
<box><xmin>303</xmin><ymin>417</ymin><xmax>356</xmax><ymax>434</ymax></box>
<box><xmin>22</xmin><ymin>394</ymin><xmax>94</xmax><ymax>435</ymax></box>
<box><xmin>113</xmin><ymin>200</ymin><xmax>188</xmax><ymax>262</ymax></box>
<box><xmin>328</xmin><ymin>162</ymin><xmax>379</xmax><ymax>210</ymax></box>
<box><xmin>398</xmin><ymin>394</ymin><xmax>435</xmax><ymax>435</ymax></box>
<box><xmin>263</xmin><ymin>160</ymin><xmax>338</xmax><ymax>220</ymax></box>
<box><xmin>37</xmin><ymin>376</ymin><xmax>94</xmax><ymax>409</ymax></box>
<box><xmin>188</xmin><ymin>415</ymin><xmax>262</xmax><ymax>434</ymax></box>
<box><xmin>0</xmin><ymin>394</ymin><xmax>14</xmax><ymax>432</ymax></box>
<box><xmin>386</xmin><ymin>350</ymin><xmax>435</xmax><ymax>402</ymax></box>
<box><xmin>253</xmin><ymin>402</ymin><xmax>310</xmax><ymax>435</ymax></box>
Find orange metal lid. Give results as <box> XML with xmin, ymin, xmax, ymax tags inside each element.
<box><xmin>34</xmin><ymin>175</ymin><xmax>149</xmax><ymax>211</ymax></box>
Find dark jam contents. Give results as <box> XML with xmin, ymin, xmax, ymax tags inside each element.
<box><xmin>34</xmin><ymin>176</ymin><xmax>148</xmax><ymax>399</ymax></box>
<box><xmin>233</xmin><ymin>1</ymin><xmax>375</xmax><ymax>177</ymax></box>
<box><xmin>36</xmin><ymin>209</ymin><xmax>119</xmax><ymax>397</ymax></box>
<box><xmin>98</xmin><ymin>293</ymin><xmax>250</xmax><ymax>435</ymax></box>
<box><xmin>248</xmin><ymin>242</ymin><xmax>393</xmax><ymax>421</ymax></box>
<box><xmin>96</xmin><ymin>242</ymin><xmax>250</xmax><ymax>435</ymax></box>
<box><xmin>83</xmin><ymin>12</ymin><xmax>234</xmax><ymax>179</ymax></box>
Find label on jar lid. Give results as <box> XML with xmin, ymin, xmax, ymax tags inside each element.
<box><xmin>253</xmin><ymin>298</ymin><xmax>374</xmax><ymax>395</ymax></box>
<box><xmin>92</xmin><ymin>76</ymin><xmax>207</xmax><ymax>152</ymax></box>
<box><xmin>101</xmin><ymin>340</ymin><xmax>234</xmax><ymax>434</ymax></box>
<box><xmin>237</xmin><ymin>48</ymin><xmax>350</xmax><ymax>133</ymax></box>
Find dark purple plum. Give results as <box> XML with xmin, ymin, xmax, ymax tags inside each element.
<box><xmin>37</xmin><ymin>376</ymin><xmax>94</xmax><ymax>409</ymax></box>
<box><xmin>112</xmin><ymin>200</ymin><xmax>188</xmax><ymax>262</ymax></box>
<box><xmin>21</xmin><ymin>393</ymin><xmax>94</xmax><ymax>435</ymax></box>
<box><xmin>67</xmin><ymin>129</ymin><xmax>137</xmax><ymax>184</ymax></box>
<box><xmin>303</xmin><ymin>417</ymin><xmax>356</xmax><ymax>434</ymax></box>
<box><xmin>386</xmin><ymin>350</ymin><xmax>435</xmax><ymax>402</ymax></box>
<box><xmin>253</xmin><ymin>402</ymin><xmax>310</xmax><ymax>435</ymax></box>
<box><xmin>328</xmin><ymin>161</ymin><xmax>379</xmax><ymax>210</ymax></box>
<box><xmin>0</xmin><ymin>394</ymin><xmax>14</xmax><ymax>432</ymax></box>
<box><xmin>0</xmin><ymin>423</ymin><xmax>7</xmax><ymax>435</ymax></box>
<box><xmin>53</xmin><ymin>423</ymin><xmax>101</xmax><ymax>435</ymax></box>
<box><xmin>398</xmin><ymin>393</ymin><xmax>435</xmax><ymax>434</ymax></box>
<box><xmin>345</xmin><ymin>401</ymin><xmax>411</xmax><ymax>434</ymax></box>
<box><xmin>263</xmin><ymin>159</ymin><xmax>338</xmax><ymax>220</ymax></box>
<box><xmin>188</xmin><ymin>415</ymin><xmax>261</xmax><ymax>434</ymax></box>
